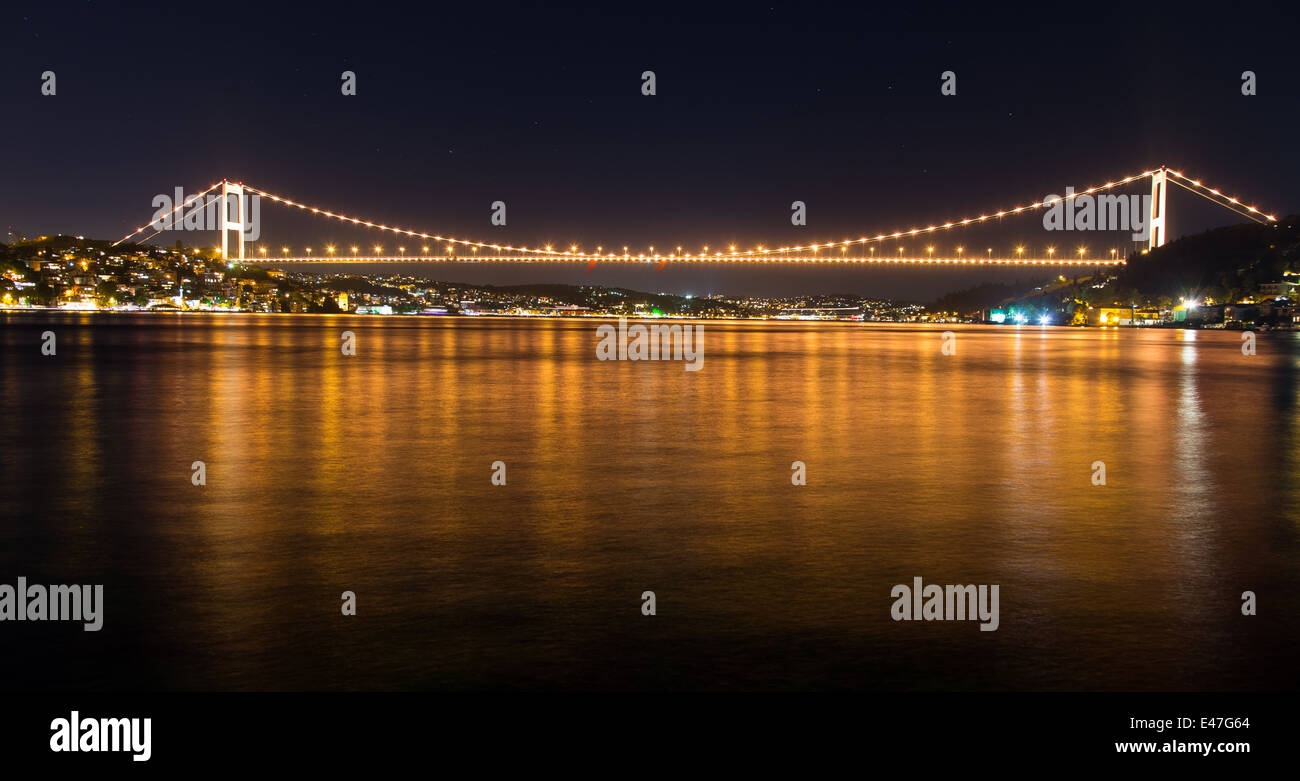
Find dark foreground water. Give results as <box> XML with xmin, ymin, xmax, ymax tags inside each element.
<box><xmin>1</xmin><ymin>312</ymin><xmax>1297</xmax><ymax>690</ymax></box>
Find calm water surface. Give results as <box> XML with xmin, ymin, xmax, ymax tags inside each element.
<box><xmin>1</xmin><ymin>312</ymin><xmax>1297</xmax><ymax>690</ymax></box>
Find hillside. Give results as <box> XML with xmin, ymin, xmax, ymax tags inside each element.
<box><xmin>1115</xmin><ymin>216</ymin><xmax>1300</xmax><ymax>302</ymax></box>
<box><xmin>930</xmin><ymin>215</ymin><xmax>1300</xmax><ymax>318</ymax></box>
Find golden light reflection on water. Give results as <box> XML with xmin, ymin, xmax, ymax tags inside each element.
<box><xmin>0</xmin><ymin>313</ymin><xmax>1297</xmax><ymax>690</ymax></box>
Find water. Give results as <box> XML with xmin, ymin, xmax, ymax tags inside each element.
<box><xmin>1</xmin><ymin>312</ymin><xmax>1297</xmax><ymax>690</ymax></box>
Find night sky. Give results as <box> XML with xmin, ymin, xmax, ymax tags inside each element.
<box><xmin>3</xmin><ymin>1</ymin><xmax>1298</xmax><ymax>299</ymax></box>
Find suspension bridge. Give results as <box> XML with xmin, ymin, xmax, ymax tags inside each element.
<box><xmin>113</xmin><ymin>166</ymin><xmax>1278</xmax><ymax>268</ymax></box>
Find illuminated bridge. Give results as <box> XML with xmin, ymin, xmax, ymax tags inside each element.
<box><xmin>113</xmin><ymin>166</ymin><xmax>1277</xmax><ymax>268</ymax></box>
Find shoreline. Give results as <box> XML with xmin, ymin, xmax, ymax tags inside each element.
<box><xmin>3</xmin><ymin>307</ymin><xmax>1290</xmax><ymax>329</ymax></box>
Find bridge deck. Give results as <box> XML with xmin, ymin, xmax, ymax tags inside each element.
<box><xmin>260</xmin><ymin>255</ymin><xmax>1124</xmax><ymax>265</ymax></box>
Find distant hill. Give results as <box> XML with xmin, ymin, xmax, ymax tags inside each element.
<box><xmin>929</xmin><ymin>215</ymin><xmax>1300</xmax><ymax>316</ymax></box>
<box><xmin>1115</xmin><ymin>216</ymin><xmax>1300</xmax><ymax>302</ymax></box>
<box><xmin>487</xmin><ymin>282</ymin><xmax>744</xmax><ymax>315</ymax></box>
<box><xmin>930</xmin><ymin>279</ymin><xmax>1053</xmax><ymax>314</ymax></box>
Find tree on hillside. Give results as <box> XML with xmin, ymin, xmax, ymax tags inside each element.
<box><xmin>31</xmin><ymin>282</ymin><xmax>57</xmax><ymax>306</ymax></box>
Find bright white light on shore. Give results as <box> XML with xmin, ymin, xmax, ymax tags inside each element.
<box><xmin>1039</xmin><ymin>314</ymin><xmax>1051</xmax><ymax>325</ymax></box>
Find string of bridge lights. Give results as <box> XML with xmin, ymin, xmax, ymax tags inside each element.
<box><xmin>242</xmin><ymin>173</ymin><xmax>1165</xmax><ymax>260</ymax></box>
<box><xmin>113</xmin><ymin>182</ymin><xmax>225</xmax><ymax>247</ymax></box>
<box><xmin>113</xmin><ymin>168</ymin><xmax>1278</xmax><ymax>262</ymax></box>
<box><xmin>1164</xmin><ymin>168</ymin><xmax>1277</xmax><ymax>224</ymax></box>
<box><xmin>252</xmin><ymin>254</ymin><xmax>1123</xmax><ymax>266</ymax></box>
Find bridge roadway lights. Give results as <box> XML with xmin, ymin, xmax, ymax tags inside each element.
<box><xmin>266</xmin><ymin>255</ymin><xmax>1124</xmax><ymax>266</ymax></box>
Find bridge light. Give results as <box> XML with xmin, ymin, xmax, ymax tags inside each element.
<box><xmin>956</xmin><ymin>246</ymin><xmax>963</xmax><ymax>255</ymax></box>
<box><xmin>422</xmin><ymin>246</ymin><xmax>429</xmax><ymax>254</ymax></box>
<box><xmin>1077</xmin><ymin>246</ymin><xmax>1086</xmax><ymax>258</ymax></box>
<box><xmin>1047</xmin><ymin>247</ymin><xmax>1055</xmax><ymax>259</ymax></box>
<box><xmin>259</xmin><ymin>247</ymin><xmax>267</xmax><ymax>255</ymax></box>
<box><xmin>282</xmin><ymin>247</ymin><xmax>289</xmax><ymax>255</ymax></box>
<box><xmin>374</xmin><ymin>245</ymin><xmax>382</xmax><ymax>254</ymax></box>
<box><xmin>306</xmin><ymin>247</ymin><xmax>312</xmax><ymax>255</ymax></box>
<box><xmin>351</xmin><ymin>246</ymin><xmax>358</xmax><ymax>255</ymax></box>
<box><xmin>1016</xmin><ymin>246</ymin><xmax>1025</xmax><ymax>256</ymax></box>
<box><xmin>327</xmin><ymin>246</ymin><xmax>336</xmax><ymax>254</ymax></box>
<box><xmin>399</xmin><ymin>247</ymin><xmax>405</xmax><ymax>255</ymax></box>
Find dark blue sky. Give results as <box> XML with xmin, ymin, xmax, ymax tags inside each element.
<box><xmin>3</xmin><ymin>1</ymin><xmax>1298</xmax><ymax>298</ymax></box>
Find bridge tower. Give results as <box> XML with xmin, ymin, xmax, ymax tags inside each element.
<box><xmin>1148</xmin><ymin>167</ymin><xmax>1168</xmax><ymax>251</ymax></box>
<box><xmin>220</xmin><ymin>180</ymin><xmax>246</xmax><ymax>261</ymax></box>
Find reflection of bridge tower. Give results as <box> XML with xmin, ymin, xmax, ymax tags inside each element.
<box><xmin>220</xmin><ymin>181</ymin><xmax>246</xmax><ymax>261</ymax></box>
<box><xmin>1148</xmin><ymin>167</ymin><xmax>1168</xmax><ymax>250</ymax></box>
